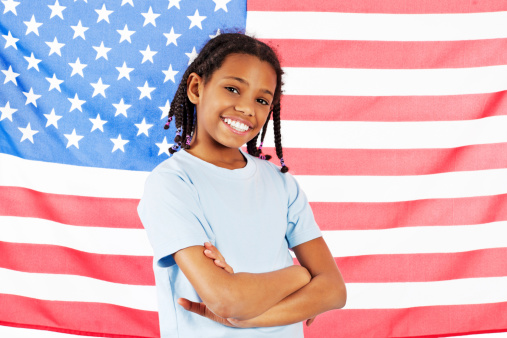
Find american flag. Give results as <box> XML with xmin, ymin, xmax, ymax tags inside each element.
<box><xmin>1</xmin><ymin>0</ymin><xmax>507</xmax><ymax>337</ymax></box>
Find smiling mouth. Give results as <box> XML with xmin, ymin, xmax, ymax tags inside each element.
<box><xmin>221</xmin><ymin>117</ymin><xmax>252</xmax><ymax>134</ymax></box>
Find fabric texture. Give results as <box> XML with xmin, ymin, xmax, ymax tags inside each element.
<box><xmin>137</xmin><ymin>148</ymin><xmax>322</xmax><ymax>337</ymax></box>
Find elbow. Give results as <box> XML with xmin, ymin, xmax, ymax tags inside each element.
<box><xmin>332</xmin><ymin>280</ymin><xmax>347</xmax><ymax>309</ymax></box>
<box><xmin>204</xmin><ymin>284</ymin><xmax>239</xmax><ymax>319</ymax></box>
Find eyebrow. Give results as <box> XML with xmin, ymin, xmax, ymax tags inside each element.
<box><xmin>223</xmin><ymin>76</ymin><xmax>274</xmax><ymax>97</ymax></box>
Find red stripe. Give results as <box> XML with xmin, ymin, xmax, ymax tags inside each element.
<box><xmin>266</xmin><ymin>39</ymin><xmax>507</xmax><ymax>69</ymax></box>
<box><xmin>0</xmin><ymin>294</ymin><xmax>159</xmax><ymax>338</ymax></box>
<box><xmin>268</xmin><ymin>143</ymin><xmax>507</xmax><ymax>176</ymax></box>
<box><xmin>0</xmin><ymin>186</ymin><xmax>142</xmax><ymax>228</ymax></box>
<box><xmin>303</xmin><ymin>302</ymin><xmax>507</xmax><ymax>338</ymax></box>
<box><xmin>310</xmin><ymin>194</ymin><xmax>507</xmax><ymax>230</ymax></box>
<box><xmin>248</xmin><ymin>0</ymin><xmax>507</xmax><ymax>14</ymax></box>
<box><xmin>279</xmin><ymin>91</ymin><xmax>507</xmax><ymax>122</ymax></box>
<box><xmin>0</xmin><ymin>241</ymin><xmax>155</xmax><ymax>285</ymax></box>
<box><xmin>333</xmin><ymin>248</ymin><xmax>507</xmax><ymax>283</ymax></box>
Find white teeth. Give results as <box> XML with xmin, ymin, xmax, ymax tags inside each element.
<box><xmin>224</xmin><ymin>118</ymin><xmax>249</xmax><ymax>132</ymax></box>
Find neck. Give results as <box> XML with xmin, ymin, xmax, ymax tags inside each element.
<box><xmin>185</xmin><ymin>137</ymin><xmax>246</xmax><ymax>170</ymax></box>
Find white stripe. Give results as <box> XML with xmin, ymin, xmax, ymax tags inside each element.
<box><xmin>3</xmin><ymin>217</ymin><xmax>507</xmax><ymax>259</ymax></box>
<box><xmin>246</xmin><ymin>11</ymin><xmax>507</xmax><ymax>41</ymax></box>
<box><xmin>0</xmin><ymin>267</ymin><xmax>157</xmax><ymax>311</ymax></box>
<box><xmin>0</xmin><ymin>326</ymin><xmax>108</xmax><ymax>338</ymax></box>
<box><xmin>322</xmin><ymin>221</ymin><xmax>507</xmax><ymax>258</ymax></box>
<box><xmin>298</xmin><ymin>169</ymin><xmax>507</xmax><ymax>203</ymax></box>
<box><xmin>0</xmin><ymin>216</ymin><xmax>153</xmax><ymax>256</ymax></box>
<box><xmin>3</xmin><ymin>155</ymin><xmax>507</xmax><ymax>202</ymax></box>
<box><xmin>345</xmin><ymin>276</ymin><xmax>507</xmax><ymax>309</ymax></box>
<box><xmin>282</xmin><ymin>66</ymin><xmax>507</xmax><ymax>96</ymax></box>
<box><xmin>0</xmin><ymin>153</ymin><xmax>147</xmax><ymax>198</ymax></box>
<box><xmin>265</xmin><ymin>116</ymin><xmax>507</xmax><ymax>150</ymax></box>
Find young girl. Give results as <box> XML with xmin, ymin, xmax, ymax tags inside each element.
<box><xmin>138</xmin><ymin>33</ymin><xmax>346</xmax><ymax>337</ymax></box>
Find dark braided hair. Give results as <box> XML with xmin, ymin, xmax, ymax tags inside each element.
<box><xmin>164</xmin><ymin>33</ymin><xmax>289</xmax><ymax>173</ymax></box>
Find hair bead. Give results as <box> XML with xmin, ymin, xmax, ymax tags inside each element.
<box><xmin>164</xmin><ymin>116</ymin><xmax>173</xmax><ymax>130</ymax></box>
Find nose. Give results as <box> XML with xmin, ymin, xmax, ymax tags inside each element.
<box><xmin>234</xmin><ymin>96</ymin><xmax>255</xmax><ymax>116</ymax></box>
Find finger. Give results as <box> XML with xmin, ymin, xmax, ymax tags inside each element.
<box><xmin>177</xmin><ymin>298</ymin><xmax>191</xmax><ymax>311</ymax></box>
<box><xmin>204</xmin><ymin>249</ymin><xmax>217</xmax><ymax>259</ymax></box>
<box><xmin>224</xmin><ymin>265</ymin><xmax>234</xmax><ymax>274</ymax></box>
<box><xmin>178</xmin><ymin>298</ymin><xmax>207</xmax><ymax>317</ymax></box>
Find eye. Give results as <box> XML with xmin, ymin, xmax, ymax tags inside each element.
<box><xmin>225</xmin><ymin>87</ymin><xmax>239</xmax><ymax>94</ymax></box>
<box><xmin>257</xmin><ymin>98</ymin><xmax>269</xmax><ymax>106</ymax></box>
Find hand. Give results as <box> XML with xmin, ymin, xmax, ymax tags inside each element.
<box><xmin>203</xmin><ymin>241</ymin><xmax>234</xmax><ymax>274</ymax></box>
<box><xmin>177</xmin><ymin>298</ymin><xmax>236</xmax><ymax>327</ymax></box>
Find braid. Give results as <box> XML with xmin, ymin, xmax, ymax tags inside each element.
<box><xmin>272</xmin><ymin>103</ymin><xmax>288</xmax><ymax>173</ymax></box>
<box><xmin>256</xmin><ymin>110</ymin><xmax>272</xmax><ymax>161</ymax></box>
<box><xmin>246</xmin><ymin>133</ymin><xmax>259</xmax><ymax>156</ymax></box>
<box><xmin>164</xmin><ymin>32</ymin><xmax>289</xmax><ymax>173</ymax></box>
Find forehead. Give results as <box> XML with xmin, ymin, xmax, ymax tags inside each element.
<box><xmin>211</xmin><ymin>53</ymin><xmax>277</xmax><ymax>89</ymax></box>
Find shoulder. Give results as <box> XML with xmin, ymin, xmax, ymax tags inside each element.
<box><xmin>246</xmin><ymin>153</ymin><xmax>300</xmax><ymax>193</ymax></box>
<box><xmin>142</xmin><ymin>152</ymin><xmax>197</xmax><ymax>199</ymax></box>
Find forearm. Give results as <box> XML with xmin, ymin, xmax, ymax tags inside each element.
<box><xmin>234</xmin><ymin>272</ymin><xmax>346</xmax><ymax>327</ymax></box>
<box><xmin>222</xmin><ymin>265</ymin><xmax>311</xmax><ymax>320</ymax></box>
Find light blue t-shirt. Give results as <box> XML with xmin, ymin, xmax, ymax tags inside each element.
<box><xmin>137</xmin><ymin>148</ymin><xmax>322</xmax><ymax>338</ymax></box>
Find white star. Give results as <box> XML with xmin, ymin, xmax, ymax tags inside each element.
<box><xmin>2</xmin><ymin>65</ymin><xmax>19</xmax><ymax>85</ymax></box>
<box><xmin>137</xmin><ymin>81</ymin><xmax>155</xmax><ymax>100</ymax></box>
<box><xmin>140</xmin><ymin>45</ymin><xmax>157</xmax><ymax>64</ymax></box>
<box><xmin>44</xmin><ymin>108</ymin><xmax>62</xmax><ymax>128</ymax></box>
<box><xmin>90</xmin><ymin>77</ymin><xmax>109</xmax><ymax>98</ymax></box>
<box><xmin>156</xmin><ymin>136</ymin><xmax>171</xmax><ymax>156</ymax></box>
<box><xmin>68</xmin><ymin>93</ymin><xmax>86</xmax><ymax>112</ymax></box>
<box><xmin>24</xmin><ymin>53</ymin><xmax>42</xmax><ymax>71</ymax></box>
<box><xmin>209</xmin><ymin>29</ymin><xmax>221</xmax><ymax>39</ymax></box>
<box><xmin>48</xmin><ymin>0</ymin><xmax>66</xmax><ymax>19</ymax></box>
<box><xmin>135</xmin><ymin>118</ymin><xmax>153</xmax><ymax>136</ymax></box>
<box><xmin>0</xmin><ymin>101</ymin><xmax>17</xmax><ymax>121</ymax></box>
<box><xmin>23</xmin><ymin>88</ymin><xmax>41</xmax><ymax>106</ymax></box>
<box><xmin>112</xmin><ymin>98</ymin><xmax>131</xmax><ymax>117</ymax></box>
<box><xmin>45</xmin><ymin>37</ymin><xmax>65</xmax><ymax>56</ymax></box>
<box><xmin>212</xmin><ymin>0</ymin><xmax>231</xmax><ymax>12</ymax></box>
<box><xmin>117</xmin><ymin>24</ymin><xmax>135</xmax><ymax>43</ymax></box>
<box><xmin>163</xmin><ymin>27</ymin><xmax>181</xmax><ymax>46</ymax></box>
<box><xmin>2</xmin><ymin>0</ymin><xmax>20</xmax><ymax>15</ymax></box>
<box><xmin>89</xmin><ymin>113</ymin><xmax>107</xmax><ymax>132</ymax></box>
<box><xmin>46</xmin><ymin>73</ymin><xmax>64</xmax><ymax>92</ymax></box>
<box><xmin>69</xmin><ymin>57</ymin><xmax>87</xmax><ymax>77</ymax></box>
<box><xmin>141</xmin><ymin>6</ymin><xmax>160</xmax><ymax>27</ymax></box>
<box><xmin>64</xmin><ymin>129</ymin><xmax>83</xmax><ymax>149</ymax></box>
<box><xmin>159</xmin><ymin>100</ymin><xmax>170</xmax><ymax>119</ymax></box>
<box><xmin>24</xmin><ymin>15</ymin><xmax>43</xmax><ymax>36</ymax></box>
<box><xmin>116</xmin><ymin>61</ymin><xmax>134</xmax><ymax>80</ymax></box>
<box><xmin>121</xmin><ymin>0</ymin><xmax>133</xmax><ymax>6</ymax></box>
<box><xmin>92</xmin><ymin>41</ymin><xmax>111</xmax><ymax>60</ymax></box>
<box><xmin>187</xmin><ymin>9</ymin><xmax>206</xmax><ymax>29</ymax></box>
<box><xmin>95</xmin><ymin>4</ymin><xmax>113</xmax><ymax>23</ymax></box>
<box><xmin>18</xmin><ymin>123</ymin><xmax>38</xmax><ymax>143</ymax></box>
<box><xmin>110</xmin><ymin>134</ymin><xmax>129</xmax><ymax>153</ymax></box>
<box><xmin>3</xmin><ymin>31</ymin><xmax>18</xmax><ymax>49</ymax></box>
<box><xmin>71</xmin><ymin>20</ymin><xmax>88</xmax><ymax>40</ymax></box>
<box><xmin>167</xmin><ymin>0</ymin><xmax>181</xmax><ymax>9</ymax></box>
<box><xmin>162</xmin><ymin>64</ymin><xmax>178</xmax><ymax>83</ymax></box>
<box><xmin>185</xmin><ymin>47</ymin><xmax>198</xmax><ymax>65</ymax></box>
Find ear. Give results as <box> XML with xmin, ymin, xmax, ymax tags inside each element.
<box><xmin>187</xmin><ymin>72</ymin><xmax>202</xmax><ymax>105</ymax></box>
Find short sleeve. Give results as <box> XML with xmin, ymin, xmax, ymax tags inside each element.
<box><xmin>137</xmin><ymin>170</ymin><xmax>211</xmax><ymax>268</ymax></box>
<box><xmin>285</xmin><ymin>173</ymin><xmax>322</xmax><ymax>248</ymax></box>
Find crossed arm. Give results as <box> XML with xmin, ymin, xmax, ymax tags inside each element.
<box><xmin>172</xmin><ymin>236</ymin><xmax>346</xmax><ymax>328</ymax></box>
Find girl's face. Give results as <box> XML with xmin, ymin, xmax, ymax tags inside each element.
<box><xmin>187</xmin><ymin>53</ymin><xmax>277</xmax><ymax>151</ymax></box>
